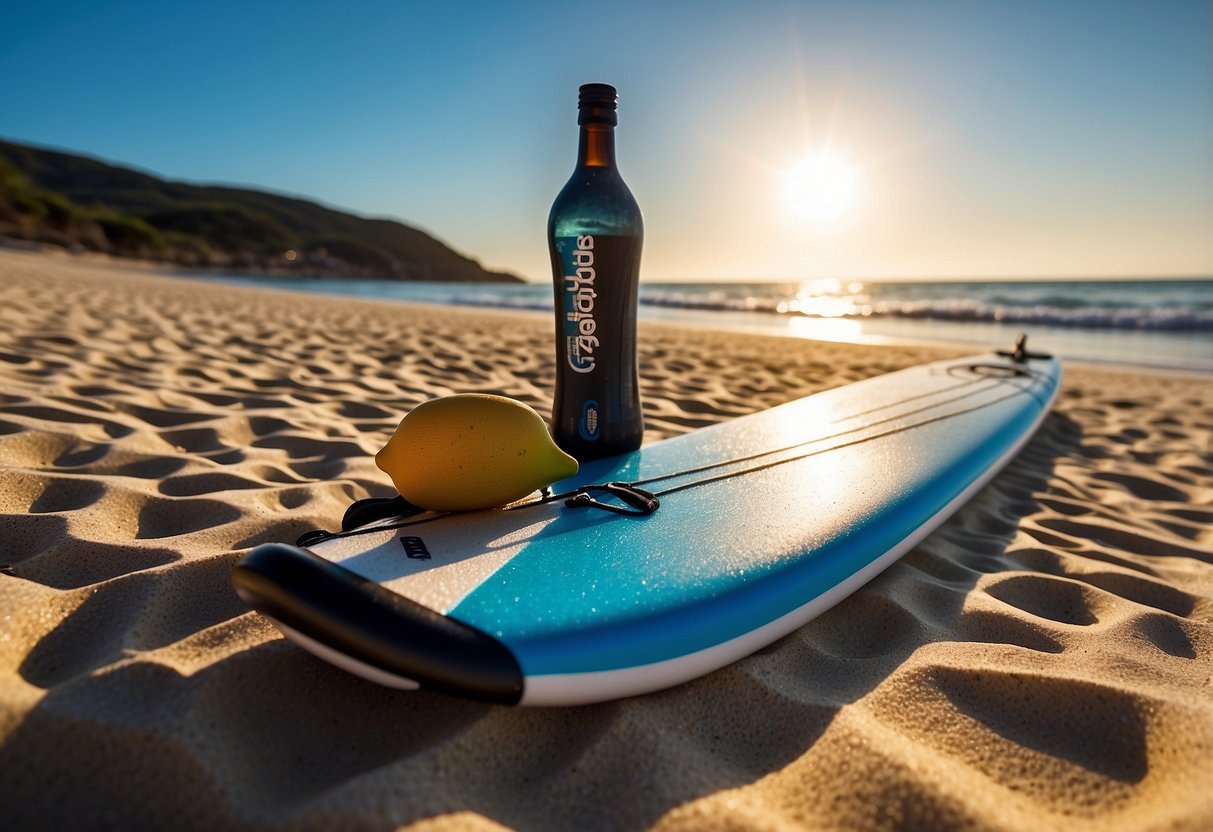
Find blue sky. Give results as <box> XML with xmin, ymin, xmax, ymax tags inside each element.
<box><xmin>2</xmin><ymin>0</ymin><xmax>1210</xmax><ymax>281</ymax></box>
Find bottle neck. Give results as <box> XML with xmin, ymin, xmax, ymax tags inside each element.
<box><xmin>577</xmin><ymin>123</ymin><xmax>616</xmax><ymax>168</ymax></box>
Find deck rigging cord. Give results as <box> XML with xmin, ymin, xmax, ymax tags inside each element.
<box><xmin>296</xmin><ymin>355</ymin><xmax>1050</xmax><ymax>546</ymax></box>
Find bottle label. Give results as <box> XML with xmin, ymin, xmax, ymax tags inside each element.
<box><xmin>552</xmin><ymin>231</ymin><xmax>641</xmax><ymax>456</ymax></box>
<box><xmin>560</xmin><ymin>234</ymin><xmax>600</xmax><ymax>375</ymax></box>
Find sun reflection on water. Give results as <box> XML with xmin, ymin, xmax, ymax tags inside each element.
<box><xmin>785</xmin><ymin>315</ymin><xmax>867</xmax><ymax>343</ymax></box>
<box><xmin>775</xmin><ymin>279</ymin><xmax>869</xmax><ymax>319</ymax></box>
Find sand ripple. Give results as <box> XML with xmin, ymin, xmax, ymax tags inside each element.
<box><xmin>1</xmin><ymin>251</ymin><xmax>1211</xmax><ymax>830</ymax></box>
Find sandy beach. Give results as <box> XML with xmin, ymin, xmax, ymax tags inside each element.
<box><xmin>0</xmin><ymin>248</ymin><xmax>1210</xmax><ymax>830</ymax></box>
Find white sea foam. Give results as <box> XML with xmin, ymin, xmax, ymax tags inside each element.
<box><xmin>192</xmin><ymin>274</ymin><xmax>1213</xmax><ymax>371</ymax></box>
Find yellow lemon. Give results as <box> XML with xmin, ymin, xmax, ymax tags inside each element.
<box><xmin>375</xmin><ymin>394</ymin><xmax>578</xmax><ymax>511</ymax></box>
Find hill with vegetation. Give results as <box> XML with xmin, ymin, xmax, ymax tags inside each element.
<box><xmin>0</xmin><ymin>139</ymin><xmax>520</xmax><ymax>282</ymax></box>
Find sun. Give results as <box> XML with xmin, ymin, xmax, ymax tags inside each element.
<box><xmin>782</xmin><ymin>149</ymin><xmax>861</xmax><ymax>227</ymax></box>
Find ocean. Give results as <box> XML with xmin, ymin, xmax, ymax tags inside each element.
<box><xmin>196</xmin><ymin>275</ymin><xmax>1213</xmax><ymax>373</ymax></box>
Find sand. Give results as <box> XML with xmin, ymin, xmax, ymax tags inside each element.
<box><xmin>0</xmin><ymin>247</ymin><xmax>1210</xmax><ymax>831</ymax></box>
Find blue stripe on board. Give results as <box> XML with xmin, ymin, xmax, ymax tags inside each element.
<box><xmin>448</xmin><ymin>360</ymin><xmax>1059</xmax><ymax>676</ymax></box>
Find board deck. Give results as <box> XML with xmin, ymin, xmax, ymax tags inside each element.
<box><xmin>234</xmin><ymin>351</ymin><xmax>1062</xmax><ymax>705</ymax></box>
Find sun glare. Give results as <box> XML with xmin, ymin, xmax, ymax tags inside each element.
<box><xmin>782</xmin><ymin>150</ymin><xmax>860</xmax><ymax>228</ymax></box>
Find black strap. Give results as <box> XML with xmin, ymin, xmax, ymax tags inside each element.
<box><xmin>296</xmin><ymin>495</ymin><xmax>423</xmax><ymax>546</ymax></box>
<box><xmin>342</xmin><ymin>495</ymin><xmax>421</xmax><ymax>530</ymax></box>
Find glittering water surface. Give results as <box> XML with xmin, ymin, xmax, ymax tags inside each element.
<box><xmin>194</xmin><ymin>275</ymin><xmax>1213</xmax><ymax>372</ymax></box>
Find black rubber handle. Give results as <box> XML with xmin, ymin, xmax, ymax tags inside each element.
<box><xmin>233</xmin><ymin>543</ymin><xmax>523</xmax><ymax>705</ymax></box>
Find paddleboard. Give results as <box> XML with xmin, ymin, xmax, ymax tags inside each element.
<box><xmin>233</xmin><ymin>346</ymin><xmax>1061</xmax><ymax>706</ymax></box>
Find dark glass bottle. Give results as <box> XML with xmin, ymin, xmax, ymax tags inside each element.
<box><xmin>548</xmin><ymin>83</ymin><xmax>644</xmax><ymax>460</ymax></box>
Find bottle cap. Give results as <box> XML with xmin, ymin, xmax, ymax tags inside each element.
<box><xmin>578</xmin><ymin>83</ymin><xmax>618</xmax><ymax>126</ymax></box>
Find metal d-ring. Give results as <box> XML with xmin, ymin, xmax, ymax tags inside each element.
<box><xmin>565</xmin><ymin>482</ymin><xmax>660</xmax><ymax>516</ymax></box>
